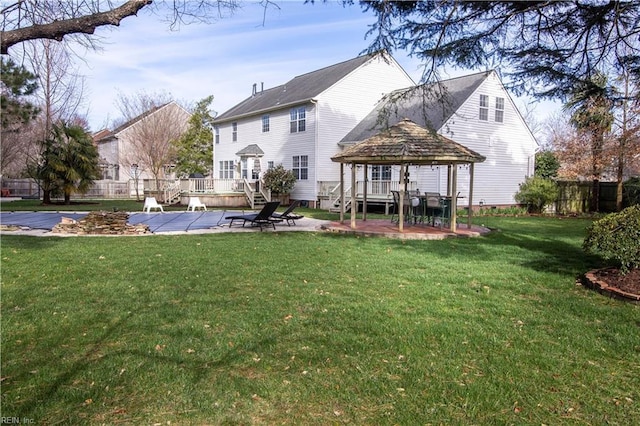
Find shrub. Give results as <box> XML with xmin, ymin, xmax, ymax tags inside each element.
<box><xmin>583</xmin><ymin>204</ymin><xmax>640</xmax><ymax>273</ymax></box>
<box><xmin>262</xmin><ymin>164</ymin><xmax>296</xmax><ymax>195</ymax></box>
<box><xmin>514</xmin><ymin>176</ymin><xmax>559</xmax><ymax>213</ymax></box>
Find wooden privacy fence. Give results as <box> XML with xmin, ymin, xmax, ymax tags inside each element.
<box><xmin>555</xmin><ymin>181</ymin><xmax>620</xmax><ymax>214</ymax></box>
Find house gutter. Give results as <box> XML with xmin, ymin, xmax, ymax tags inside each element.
<box><xmin>311</xmin><ymin>99</ymin><xmax>319</xmax><ymax>206</ymax></box>
<box><xmin>213</xmin><ymin>98</ymin><xmax>316</xmax><ymax>124</ymax></box>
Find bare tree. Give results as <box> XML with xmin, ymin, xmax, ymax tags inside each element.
<box><xmin>1</xmin><ymin>0</ymin><xmax>244</xmax><ymax>54</ymax></box>
<box><xmin>115</xmin><ymin>91</ymin><xmax>191</xmax><ymax>199</ymax></box>
<box><xmin>22</xmin><ymin>39</ymin><xmax>86</xmax><ymax>137</ymax></box>
<box><xmin>612</xmin><ymin>71</ymin><xmax>640</xmax><ymax>210</ymax></box>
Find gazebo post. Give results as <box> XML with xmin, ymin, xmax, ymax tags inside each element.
<box><xmin>468</xmin><ymin>163</ymin><xmax>474</xmax><ymax>229</ymax></box>
<box><xmin>339</xmin><ymin>163</ymin><xmax>345</xmax><ymax>224</ymax></box>
<box><xmin>363</xmin><ymin>164</ymin><xmax>368</xmax><ymax>221</ymax></box>
<box><xmin>350</xmin><ymin>162</ymin><xmax>357</xmax><ymax>229</ymax></box>
<box><xmin>398</xmin><ymin>163</ymin><xmax>405</xmax><ymax>232</ymax></box>
<box><xmin>450</xmin><ymin>165</ymin><xmax>458</xmax><ymax>233</ymax></box>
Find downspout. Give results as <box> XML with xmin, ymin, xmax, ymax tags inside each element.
<box><xmin>311</xmin><ymin>99</ymin><xmax>319</xmax><ymax>207</ymax></box>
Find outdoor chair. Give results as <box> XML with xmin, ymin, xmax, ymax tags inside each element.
<box><xmin>187</xmin><ymin>197</ymin><xmax>207</xmax><ymax>211</ymax></box>
<box><xmin>225</xmin><ymin>201</ymin><xmax>283</xmax><ymax>231</ymax></box>
<box><xmin>143</xmin><ymin>197</ymin><xmax>164</xmax><ymax>213</ymax></box>
<box><xmin>270</xmin><ymin>200</ymin><xmax>304</xmax><ymax>226</ymax></box>
<box><xmin>424</xmin><ymin>192</ymin><xmax>443</xmax><ymax>226</ymax></box>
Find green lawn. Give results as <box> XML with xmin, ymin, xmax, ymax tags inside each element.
<box><xmin>1</xmin><ymin>216</ymin><xmax>638</xmax><ymax>424</ymax></box>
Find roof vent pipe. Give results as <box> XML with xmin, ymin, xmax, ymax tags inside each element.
<box><xmin>261</xmin><ymin>82</ymin><xmax>264</xmax><ymax>93</ymax></box>
<box><xmin>252</xmin><ymin>83</ymin><xmax>257</xmax><ymax>96</ymax></box>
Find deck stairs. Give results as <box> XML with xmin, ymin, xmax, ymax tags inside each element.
<box><xmin>328</xmin><ymin>184</ymin><xmax>352</xmax><ymax>213</ymax></box>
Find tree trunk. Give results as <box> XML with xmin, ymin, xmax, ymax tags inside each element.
<box><xmin>42</xmin><ymin>189</ymin><xmax>51</xmax><ymax>204</ymax></box>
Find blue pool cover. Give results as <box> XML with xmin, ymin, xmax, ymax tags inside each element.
<box><xmin>0</xmin><ymin>210</ymin><xmax>240</xmax><ymax>233</ymax></box>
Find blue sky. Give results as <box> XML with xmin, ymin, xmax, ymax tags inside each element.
<box><xmin>75</xmin><ymin>0</ymin><xmax>559</xmax><ymax>132</ymax></box>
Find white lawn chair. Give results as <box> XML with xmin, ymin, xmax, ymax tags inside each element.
<box><xmin>187</xmin><ymin>197</ymin><xmax>207</xmax><ymax>211</ymax></box>
<box><xmin>143</xmin><ymin>197</ymin><xmax>164</xmax><ymax>213</ymax></box>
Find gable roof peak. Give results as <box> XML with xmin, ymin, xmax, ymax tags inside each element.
<box><xmin>214</xmin><ymin>51</ymin><xmax>393</xmax><ymax>123</ymax></box>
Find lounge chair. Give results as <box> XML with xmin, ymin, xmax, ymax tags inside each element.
<box><xmin>187</xmin><ymin>197</ymin><xmax>207</xmax><ymax>211</ymax></box>
<box><xmin>270</xmin><ymin>200</ymin><xmax>304</xmax><ymax>226</ymax></box>
<box><xmin>225</xmin><ymin>201</ymin><xmax>283</xmax><ymax>231</ymax></box>
<box><xmin>143</xmin><ymin>197</ymin><xmax>164</xmax><ymax>213</ymax></box>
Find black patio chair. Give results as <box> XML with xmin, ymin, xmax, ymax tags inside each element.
<box><xmin>225</xmin><ymin>201</ymin><xmax>282</xmax><ymax>231</ymax></box>
<box><xmin>270</xmin><ymin>200</ymin><xmax>304</xmax><ymax>226</ymax></box>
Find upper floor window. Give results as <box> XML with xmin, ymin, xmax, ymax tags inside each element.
<box><xmin>262</xmin><ymin>115</ymin><xmax>270</xmax><ymax>133</ymax></box>
<box><xmin>495</xmin><ymin>97</ymin><xmax>505</xmax><ymax>123</ymax></box>
<box><xmin>214</xmin><ymin>126</ymin><xmax>220</xmax><ymax>144</ymax></box>
<box><xmin>267</xmin><ymin>161</ymin><xmax>274</xmax><ymax>170</ymax></box>
<box><xmin>232</xmin><ymin>122</ymin><xmax>237</xmax><ymax>142</ymax></box>
<box><xmin>290</xmin><ymin>106</ymin><xmax>306</xmax><ymax>133</ymax></box>
<box><xmin>479</xmin><ymin>95</ymin><xmax>489</xmax><ymax>121</ymax></box>
<box><xmin>293</xmin><ymin>155</ymin><xmax>308</xmax><ymax>180</ymax></box>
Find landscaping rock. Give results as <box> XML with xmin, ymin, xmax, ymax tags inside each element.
<box><xmin>52</xmin><ymin>211</ymin><xmax>150</xmax><ymax>235</ymax></box>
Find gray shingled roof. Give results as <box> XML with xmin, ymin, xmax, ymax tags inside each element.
<box><xmin>235</xmin><ymin>144</ymin><xmax>264</xmax><ymax>156</ymax></box>
<box><xmin>331</xmin><ymin>119</ymin><xmax>486</xmax><ymax>165</ymax></box>
<box><xmin>340</xmin><ymin>71</ymin><xmax>491</xmax><ymax>144</ymax></box>
<box><xmin>214</xmin><ymin>53</ymin><xmax>378</xmax><ymax>122</ymax></box>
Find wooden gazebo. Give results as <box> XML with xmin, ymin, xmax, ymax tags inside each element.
<box><xmin>331</xmin><ymin>119</ymin><xmax>486</xmax><ymax>232</ymax></box>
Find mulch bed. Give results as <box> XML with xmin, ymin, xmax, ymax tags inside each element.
<box><xmin>582</xmin><ymin>267</ymin><xmax>640</xmax><ymax>303</ymax></box>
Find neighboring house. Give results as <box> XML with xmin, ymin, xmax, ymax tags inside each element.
<box><xmin>94</xmin><ymin>101</ymin><xmax>191</xmax><ymax>183</ymax></box>
<box><xmin>213</xmin><ymin>51</ymin><xmax>537</xmax><ymax>208</ymax></box>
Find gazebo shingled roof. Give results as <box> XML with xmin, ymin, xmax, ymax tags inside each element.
<box><xmin>331</xmin><ymin>118</ymin><xmax>486</xmax><ymax>165</ymax></box>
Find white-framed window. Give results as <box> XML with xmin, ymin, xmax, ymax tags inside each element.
<box><xmin>495</xmin><ymin>97</ymin><xmax>505</xmax><ymax>123</ymax></box>
<box><xmin>292</xmin><ymin>155</ymin><xmax>308</xmax><ymax>180</ymax></box>
<box><xmin>214</xmin><ymin>126</ymin><xmax>220</xmax><ymax>144</ymax></box>
<box><xmin>232</xmin><ymin>122</ymin><xmax>237</xmax><ymax>142</ymax></box>
<box><xmin>219</xmin><ymin>160</ymin><xmax>234</xmax><ymax>179</ymax></box>
<box><xmin>268</xmin><ymin>161</ymin><xmax>274</xmax><ymax>170</ymax></box>
<box><xmin>479</xmin><ymin>95</ymin><xmax>489</xmax><ymax>121</ymax></box>
<box><xmin>371</xmin><ymin>165</ymin><xmax>391</xmax><ymax>181</ymax></box>
<box><xmin>290</xmin><ymin>106</ymin><xmax>306</xmax><ymax>133</ymax></box>
<box><xmin>262</xmin><ymin>115</ymin><xmax>270</xmax><ymax>133</ymax></box>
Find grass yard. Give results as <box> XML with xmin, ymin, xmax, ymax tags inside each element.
<box><xmin>1</xmin><ymin>216</ymin><xmax>639</xmax><ymax>424</ymax></box>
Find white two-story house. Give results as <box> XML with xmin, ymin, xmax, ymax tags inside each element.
<box><xmin>213</xmin><ymin>51</ymin><xmax>415</xmax><ymax>207</ymax></box>
<box><xmin>213</xmin><ymin>51</ymin><xmax>537</xmax><ymax>209</ymax></box>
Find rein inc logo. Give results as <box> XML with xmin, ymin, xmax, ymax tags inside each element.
<box><xmin>1</xmin><ymin>418</ymin><xmax>34</xmax><ymax>424</ymax></box>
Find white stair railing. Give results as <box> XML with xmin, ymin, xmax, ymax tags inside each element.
<box><xmin>163</xmin><ymin>180</ymin><xmax>181</xmax><ymax>204</ymax></box>
<box><xmin>330</xmin><ymin>183</ymin><xmax>352</xmax><ymax>212</ymax></box>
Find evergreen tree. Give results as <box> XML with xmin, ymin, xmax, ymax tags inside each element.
<box><xmin>0</xmin><ymin>57</ymin><xmax>39</xmax><ymax>129</ymax></box>
<box><xmin>173</xmin><ymin>95</ymin><xmax>215</xmax><ymax>177</ymax></box>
